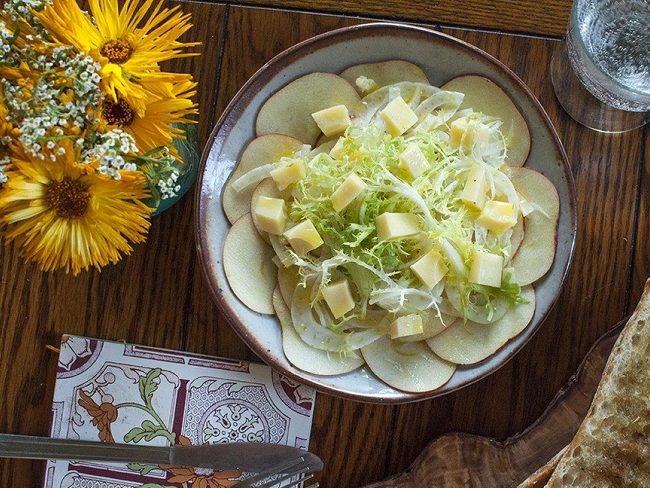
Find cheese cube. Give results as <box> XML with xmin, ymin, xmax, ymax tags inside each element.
<box><xmin>449</xmin><ymin>117</ymin><xmax>490</xmax><ymax>152</ymax></box>
<box><xmin>331</xmin><ymin>173</ymin><xmax>367</xmax><ymax>212</ymax></box>
<box><xmin>389</xmin><ymin>314</ymin><xmax>424</xmax><ymax>339</ymax></box>
<box><xmin>476</xmin><ymin>200</ymin><xmax>518</xmax><ymax>234</ymax></box>
<box><xmin>376</xmin><ymin>212</ymin><xmax>420</xmax><ymax>240</ymax></box>
<box><xmin>253</xmin><ymin>196</ymin><xmax>286</xmax><ymax>235</ymax></box>
<box><xmin>381</xmin><ymin>96</ymin><xmax>418</xmax><ymax>136</ymax></box>
<box><xmin>311</xmin><ymin>105</ymin><xmax>351</xmax><ymax>137</ymax></box>
<box><xmin>322</xmin><ymin>279</ymin><xmax>355</xmax><ymax>319</ymax></box>
<box><xmin>469</xmin><ymin>251</ymin><xmax>503</xmax><ymax>288</ymax></box>
<box><xmin>410</xmin><ymin>249</ymin><xmax>448</xmax><ymax>289</ymax></box>
<box><xmin>329</xmin><ymin>137</ymin><xmax>345</xmax><ymax>160</ymax></box>
<box><xmin>398</xmin><ymin>143</ymin><xmax>429</xmax><ymax>179</ymax></box>
<box><xmin>461</xmin><ymin>167</ymin><xmax>488</xmax><ymax>210</ymax></box>
<box><xmin>270</xmin><ymin>160</ymin><xmax>305</xmax><ymax>191</ymax></box>
<box><xmin>283</xmin><ymin>219</ymin><xmax>324</xmax><ymax>255</ymax></box>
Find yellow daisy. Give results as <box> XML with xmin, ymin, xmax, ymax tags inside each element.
<box><xmin>0</xmin><ymin>142</ymin><xmax>153</xmax><ymax>274</ymax></box>
<box><xmin>36</xmin><ymin>0</ymin><xmax>199</xmax><ymax>113</ymax></box>
<box><xmin>101</xmin><ymin>79</ymin><xmax>197</xmax><ymax>153</ymax></box>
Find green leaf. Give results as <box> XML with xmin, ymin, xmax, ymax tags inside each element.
<box><xmin>127</xmin><ymin>463</ymin><xmax>158</xmax><ymax>475</ymax></box>
<box><xmin>138</xmin><ymin>368</ymin><xmax>161</xmax><ymax>405</ymax></box>
<box><xmin>124</xmin><ymin>419</ymin><xmax>171</xmax><ymax>444</ymax></box>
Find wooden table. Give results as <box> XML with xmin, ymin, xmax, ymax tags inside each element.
<box><xmin>2</xmin><ymin>1</ymin><xmax>649</xmax><ymax>486</ymax></box>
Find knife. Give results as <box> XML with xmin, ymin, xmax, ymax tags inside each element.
<box><xmin>0</xmin><ymin>433</ymin><xmax>323</xmax><ymax>473</ymax></box>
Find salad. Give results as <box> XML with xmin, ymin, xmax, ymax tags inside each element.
<box><xmin>221</xmin><ymin>61</ymin><xmax>559</xmax><ymax>393</ymax></box>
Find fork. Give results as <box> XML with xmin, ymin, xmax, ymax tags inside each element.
<box><xmin>234</xmin><ymin>454</ymin><xmax>321</xmax><ymax>488</ymax></box>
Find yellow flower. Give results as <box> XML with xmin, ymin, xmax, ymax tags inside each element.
<box><xmin>0</xmin><ymin>143</ymin><xmax>152</xmax><ymax>274</ymax></box>
<box><xmin>101</xmin><ymin>79</ymin><xmax>197</xmax><ymax>153</ymax></box>
<box><xmin>36</xmin><ymin>0</ymin><xmax>199</xmax><ymax>113</ymax></box>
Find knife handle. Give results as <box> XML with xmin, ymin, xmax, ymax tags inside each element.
<box><xmin>0</xmin><ymin>433</ymin><xmax>171</xmax><ymax>466</ymax></box>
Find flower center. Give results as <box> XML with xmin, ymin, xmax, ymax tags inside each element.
<box><xmin>45</xmin><ymin>177</ymin><xmax>90</xmax><ymax>219</ymax></box>
<box><xmin>103</xmin><ymin>98</ymin><xmax>135</xmax><ymax>127</ymax></box>
<box><xmin>100</xmin><ymin>39</ymin><xmax>133</xmax><ymax>64</ymax></box>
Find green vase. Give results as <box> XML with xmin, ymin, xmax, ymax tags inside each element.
<box><xmin>152</xmin><ymin>123</ymin><xmax>200</xmax><ymax>216</ymax></box>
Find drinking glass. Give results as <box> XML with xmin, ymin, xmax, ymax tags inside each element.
<box><xmin>551</xmin><ymin>0</ymin><xmax>650</xmax><ymax>133</ymax></box>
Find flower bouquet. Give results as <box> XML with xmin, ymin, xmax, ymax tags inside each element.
<box><xmin>0</xmin><ymin>0</ymin><xmax>199</xmax><ymax>274</ymax></box>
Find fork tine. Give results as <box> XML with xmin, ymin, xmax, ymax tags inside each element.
<box><xmin>232</xmin><ymin>456</ymin><xmax>307</xmax><ymax>488</ymax></box>
<box><xmin>277</xmin><ymin>472</ymin><xmax>315</xmax><ymax>488</ymax></box>
<box><xmin>256</xmin><ymin>466</ymin><xmax>312</xmax><ymax>488</ymax></box>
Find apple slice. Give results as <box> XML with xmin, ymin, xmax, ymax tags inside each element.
<box><xmin>250</xmin><ymin>178</ymin><xmax>286</xmax><ymax>245</ymax></box>
<box><xmin>340</xmin><ymin>60</ymin><xmax>429</xmax><ymax>94</ymax></box>
<box><xmin>361</xmin><ymin>336</ymin><xmax>456</xmax><ymax>393</ymax></box>
<box><xmin>277</xmin><ymin>264</ymin><xmax>300</xmax><ymax>306</ymax></box>
<box><xmin>311</xmin><ymin>138</ymin><xmax>338</xmax><ymax>156</ymax></box>
<box><xmin>427</xmin><ymin>286</ymin><xmax>535</xmax><ymax>364</ymax></box>
<box><xmin>223</xmin><ymin>134</ymin><xmax>302</xmax><ymax>224</ymax></box>
<box><xmin>510</xmin><ymin>168</ymin><xmax>560</xmax><ymax>285</ymax></box>
<box><xmin>256</xmin><ymin>73</ymin><xmax>364</xmax><ymax>144</ymax></box>
<box><xmin>441</xmin><ymin>75</ymin><xmax>531</xmax><ymax>167</ymax></box>
<box><xmin>508</xmin><ymin>215</ymin><xmax>525</xmax><ymax>263</ymax></box>
<box><xmin>398</xmin><ymin>310</ymin><xmax>456</xmax><ymax>342</ymax></box>
<box><xmin>272</xmin><ymin>288</ymin><xmax>364</xmax><ymax>375</ymax></box>
<box><xmin>223</xmin><ymin>213</ymin><xmax>277</xmax><ymax>314</ymax></box>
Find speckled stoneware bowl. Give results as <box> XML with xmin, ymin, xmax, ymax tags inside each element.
<box><xmin>195</xmin><ymin>23</ymin><xmax>577</xmax><ymax>404</ymax></box>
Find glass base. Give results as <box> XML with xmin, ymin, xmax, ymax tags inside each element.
<box><xmin>551</xmin><ymin>41</ymin><xmax>650</xmax><ymax>134</ymax></box>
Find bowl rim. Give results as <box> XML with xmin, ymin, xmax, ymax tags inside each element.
<box><xmin>194</xmin><ymin>21</ymin><xmax>577</xmax><ymax>404</ymax></box>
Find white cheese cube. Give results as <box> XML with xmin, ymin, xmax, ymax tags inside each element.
<box><xmin>449</xmin><ymin>117</ymin><xmax>490</xmax><ymax>152</ymax></box>
<box><xmin>311</xmin><ymin>104</ymin><xmax>351</xmax><ymax>137</ymax></box>
<box><xmin>468</xmin><ymin>251</ymin><xmax>503</xmax><ymax>288</ymax></box>
<box><xmin>381</xmin><ymin>96</ymin><xmax>418</xmax><ymax>136</ymax></box>
<box><xmin>461</xmin><ymin>166</ymin><xmax>488</xmax><ymax>210</ymax></box>
<box><xmin>376</xmin><ymin>212</ymin><xmax>420</xmax><ymax>240</ymax></box>
<box><xmin>476</xmin><ymin>200</ymin><xmax>518</xmax><ymax>234</ymax></box>
<box><xmin>331</xmin><ymin>173</ymin><xmax>367</xmax><ymax>212</ymax></box>
<box><xmin>329</xmin><ymin>137</ymin><xmax>345</xmax><ymax>159</ymax></box>
<box><xmin>398</xmin><ymin>143</ymin><xmax>429</xmax><ymax>179</ymax></box>
<box><xmin>322</xmin><ymin>279</ymin><xmax>355</xmax><ymax>319</ymax></box>
<box><xmin>283</xmin><ymin>219</ymin><xmax>324</xmax><ymax>255</ymax></box>
<box><xmin>270</xmin><ymin>160</ymin><xmax>305</xmax><ymax>191</ymax></box>
<box><xmin>410</xmin><ymin>249</ymin><xmax>448</xmax><ymax>289</ymax></box>
<box><xmin>253</xmin><ymin>196</ymin><xmax>286</xmax><ymax>235</ymax></box>
<box><xmin>389</xmin><ymin>314</ymin><xmax>424</xmax><ymax>339</ymax></box>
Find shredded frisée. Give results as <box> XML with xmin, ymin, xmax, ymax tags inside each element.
<box><xmin>234</xmin><ymin>79</ymin><xmax>534</xmax><ymax>353</ymax></box>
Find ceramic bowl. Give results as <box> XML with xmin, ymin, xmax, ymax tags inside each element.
<box><xmin>195</xmin><ymin>22</ymin><xmax>577</xmax><ymax>403</ymax></box>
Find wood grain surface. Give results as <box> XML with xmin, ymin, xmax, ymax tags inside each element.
<box><xmin>223</xmin><ymin>1</ymin><xmax>573</xmax><ymax>37</ymax></box>
<box><xmin>0</xmin><ymin>2</ymin><xmax>648</xmax><ymax>487</ymax></box>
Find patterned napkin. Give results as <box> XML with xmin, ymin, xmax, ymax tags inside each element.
<box><xmin>43</xmin><ymin>335</ymin><xmax>316</xmax><ymax>487</ymax></box>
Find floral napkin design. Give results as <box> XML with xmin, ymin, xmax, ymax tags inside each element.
<box><xmin>44</xmin><ymin>335</ymin><xmax>316</xmax><ymax>488</ymax></box>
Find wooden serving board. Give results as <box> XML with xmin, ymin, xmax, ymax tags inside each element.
<box><xmin>363</xmin><ymin>322</ymin><xmax>625</xmax><ymax>488</ymax></box>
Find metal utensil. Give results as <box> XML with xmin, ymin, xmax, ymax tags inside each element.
<box><xmin>0</xmin><ymin>433</ymin><xmax>323</xmax><ymax>473</ymax></box>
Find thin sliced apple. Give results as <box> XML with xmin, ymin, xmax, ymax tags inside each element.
<box><xmin>250</xmin><ymin>178</ymin><xmax>286</xmax><ymax>244</ymax></box>
<box><xmin>427</xmin><ymin>286</ymin><xmax>535</xmax><ymax>365</ymax></box>
<box><xmin>398</xmin><ymin>310</ymin><xmax>456</xmax><ymax>342</ymax></box>
<box><xmin>441</xmin><ymin>75</ymin><xmax>531</xmax><ymax>167</ymax></box>
<box><xmin>510</xmin><ymin>168</ymin><xmax>560</xmax><ymax>285</ymax></box>
<box><xmin>272</xmin><ymin>288</ymin><xmax>364</xmax><ymax>375</ymax></box>
<box><xmin>362</xmin><ymin>336</ymin><xmax>456</xmax><ymax>393</ymax></box>
<box><xmin>508</xmin><ymin>215</ymin><xmax>525</xmax><ymax>263</ymax></box>
<box><xmin>277</xmin><ymin>265</ymin><xmax>300</xmax><ymax>306</ymax></box>
<box><xmin>340</xmin><ymin>60</ymin><xmax>429</xmax><ymax>94</ymax></box>
<box><xmin>223</xmin><ymin>134</ymin><xmax>302</xmax><ymax>224</ymax></box>
<box><xmin>223</xmin><ymin>213</ymin><xmax>276</xmax><ymax>314</ymax></box>
<box><xmin>256</xmin><ymin>73</ymin><xmax>364</xmax><ymax>144</ymax></box>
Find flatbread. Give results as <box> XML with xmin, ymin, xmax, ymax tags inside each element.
<box><xmin>546</xmin><ymin>280</ymin><xmax>650</xmax><ymax>487</ymax></box>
